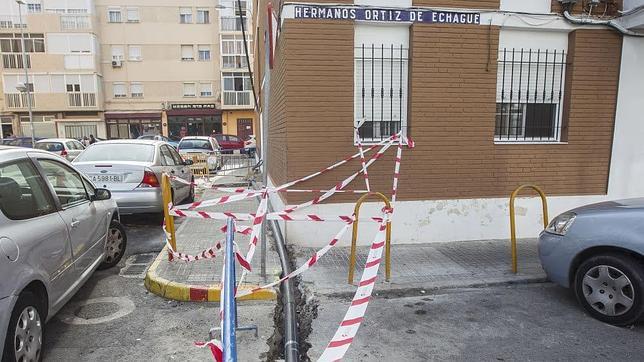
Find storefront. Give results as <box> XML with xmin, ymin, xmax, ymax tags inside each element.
<box><xmin>167</xmin><ymin>104</ymin><xmax>222</xmax><ymax>140</ymax></box>
<box><xmin>105</xmin><ymin>112</ymin><xmax>162</xmax><ymax>139</ymax></box>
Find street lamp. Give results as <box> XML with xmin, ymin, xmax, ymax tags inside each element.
<box><xmin>15</xmin><ymin>0</ymin><xmax>36</xmax><ymax>146</ymax></box>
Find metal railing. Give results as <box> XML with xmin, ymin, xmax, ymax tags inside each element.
<box><xmin>2</xmin><ymin>53</ymin><xmax>30</xmax><ymax>69</ymax></box>
<box><xmin>60</xmin><ymin>15</ymin><xmax>91</xmax><ymax>30</ymax></box>
<box><xmin>67</xmin><ymin>92</ymin><xmax>96</xmax><ymax>107</ymax></box>
<box><xmin>348</xmin><ymin>192</ymin><xmax>392</xmax><ymax>284</ymax></box>
<box><xmin>223</xmin><ymin>91</ymin><xmax>252</xmax><ymax>106</ymax></box>
<box><xmin>5</xmin><ymin>93</ymin><xmax>35</xmax><ymax>108</ymax></box>
<box><xmin>220</xmin><ymin>16</ymin><xmax>247</xmax><ymax>31</ymax></box>
<box><xmin>509</xmin><ymin>184</ymin><xmax>549</xmax><ymax>273</ymax></box>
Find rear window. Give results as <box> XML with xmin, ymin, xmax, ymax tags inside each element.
<box><xmin>74</xmin><ymin>143</ymin><xmax>155</xmax><ymax>163</ymax></box>
<box><xmin>0</xmin><ymin>160</ymin><xmax>56</xmax><ymax>220</ymax></box>
<box><xmin>178</xmin><ymin>139</ymin><xmax>212</xmax><ymax>151</ymax></box>
<box><xmin>35</xmin><ymin>142</ymin><xmax>64</xmax><ymax>152</ymax></box>
<box><xmin>213</xmin><ymin>135</ymin><xmax>225</xmax><ymax>142</ymax></box>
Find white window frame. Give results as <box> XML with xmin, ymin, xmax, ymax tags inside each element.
<box><xmin>198</xmin><ymin>45</ymin><xmax>211</xmax><ymax>61</ymax></box>
<box><xmin>107</xmin><ymin>7</ymin><xmax>122</xmax><ymax>23</ymax></box>
<box><xmin>179</xmin><ymin>7</ymin><xmax>192</xmax><ymax>24</ymax></box>
<box><xmin>130</xmin><ymin>82</ymin><xmax>143</xmax><ymax>98</ymax></box>
<box><xmin>180</xmin><ymin>44</ymin><xmax>194</xmax><ymax>61</ymax></box>
<box><xmin>196</xmin><ymin>8</ymin><xmax>210</xmax><ymax>24</ymax></box>
<box><xmin>183</xmin><ymin>82</ymin><xmax>196</xmax><ymax>97</ymax></box>
<box><xmin>111</xmin><ymin>45</ymin><xmax>124</xmax><ymax>61</ymax></box>
<box><xmin>113</xmin><ymin>82</ymin><xmax>127</xmax><ymax>98</ymax></box>
<box><xmin>200</xmin><ymin>82</ymin><xmax>213</xmax><ymax>97</ymax></box>
<box><xmin>128</xmin><ymin>45</ymin><xmax>142</xmax><ymax>61</ymax></box>
<box><xmin>126</xmin><ymin>7</ymin><xmax>140</xmax><ymax>23</ymax></box>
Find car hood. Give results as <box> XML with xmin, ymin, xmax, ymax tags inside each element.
<box><xmin>571</xmin><ymin>198</ymin><xmax>644</xmax><ymax>215</ymax></box>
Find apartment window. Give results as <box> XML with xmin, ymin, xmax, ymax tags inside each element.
<box><xmin>198</xmin><ymin>45</ymin><xmax>211</xmax><ymax>61</ymax></box>
<box><xmin>222</xmin><ymin>72</ymin><xmax>251</xmax><ymax>106</ymax></box>
<box><xmin>179</xmin><ymin>7</ymin><xmax>192</xmax><ymax>23</ymax></box>
<box><xmin>200</xmin><ymin>83</ymin><xmax>212</xmax><ymax>97</ymax></box>
<box><xmin>354</xmin><ymin>25</ymin><xmax>409</xmax><ymax>143</ymax></box>
<box><xmin>108</xmin><ymin>8</ymin><xmax>122</xmax><ymax>23</ymax></box>
<box><xmin>130</xmin><ymin>82</ymin><xmax>143</xmax><ymax>98</ymax></box>
<box><xmin>0</xmin><ymin>33</ymin><xmax>45</xmax><ymax>53</ymax></box>
<box><xmin>27</xmin><ymin>3</ymin><xmax>42</xmax><ymax>13</ymax></box>
<box><xmin>221</xmin><ymin>35</ymin><xmax>251</xmax><ymax>69</ymax></box>
<box><xmin>128</xmin><ymin>45</ymin><xmax>142</xmax><ymax>61</ymax></box>
<box><xmin>196</xmin><ymin>8</ymin><xmax>210</xmax><ymax>24</ymax></box>
<box><xmin>111</xmin><ymin>45</ymin><xmax>124</xmax><ymax>61</ymax></box>
<box><xmin>495</xmin><ymin>48</ymin><xmax>567</xmax><ymax>142</ymax></box>
<box><xmin>113</xmin><ymin>83</ymin><xmax>127</xmax><ymax>98</ymax></box>
<box><xmin>234</xmin><ymin>1</ymin><xmax>248</xmax><ymax>16</ymax></box>
<box><xmin>180</xmin><ymin>45</ymin><xmax>194</xmax><ymax>61</ymax></box>
<box><xmin>126</xmin><ymin>8</ymin><xmax>139</xmax><ymax>22</ymax></box>
<box><xmin>183</xmin><ymin>82</ymin><xmax>196</xmax><ymax>97</ymax></box>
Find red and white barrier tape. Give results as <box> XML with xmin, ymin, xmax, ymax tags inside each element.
<box><xmin>354</xmin><ymin>127</ymin><xmax>370</xmax><ymax>192</ymax></box>
<box><xmin>195</xmin><ymin>340</ymin><xmax>223</xmax><ymax>362</ymax></box>
<box><xmin>166</xmin><ymin>241</ymin><xmax>223</xmax><ymax>262</ymax></box>
<box><xmin>318</xmin><ymin>215</ymin><xmax>389</xmax><ymax>361</ymax></box>
<box><xmin>235</xmin><ymin>219</ymin><xmax>354</xmax><ymax>298</ymax></box>
<box><xmin>170</xmin><ymin>209</ymin><xmax>383</xmax><ymax>223</ymax></box>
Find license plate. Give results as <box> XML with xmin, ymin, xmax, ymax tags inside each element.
<box><xmin>233</xmin><ymin>149</ymin><xmax>241</xmax><ymax>154</ymax></box>
<box><xmin>90</xmin><ymin>174</ymin><xmax>123</xmax><ymax>183</ymax></box>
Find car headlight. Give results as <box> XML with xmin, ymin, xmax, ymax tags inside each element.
<box><xmin>545</xmin><ymin>212</ymin><xmax>577</xmax><ymax>235</ymax></box>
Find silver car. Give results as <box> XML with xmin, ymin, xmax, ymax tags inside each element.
<box><xmin>72</xmin><ymin>140</ymin><xmax>194</xmax><ymax>215</ymax></box>
<box><xmin>34</xmin><ymin>138</ymin><xmax>86</xmax><ymax>162</ymax></box>
<box><xmin>177</xmin><ymin>136</ymin><xmax>221</xmax><ymax>171</ymax></box>
<box><xmin>0</xmin><ymin>146</ymin><xmax>126</xmax><ymax>361</ymax></box>
<box><xmin>539</xmin><ymin>198</ymin><xmax>644</xmax><ymax>326</ymax></box>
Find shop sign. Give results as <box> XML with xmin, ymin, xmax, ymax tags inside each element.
<box><xmin>294</xmin><ymin>6</ymin><xmax>481</xmax><ymax>25</ymax></box>
<box><xmin>170</xmin><ymin>104</ymin><xmax>217</xmax><ymax>110</ymax></box>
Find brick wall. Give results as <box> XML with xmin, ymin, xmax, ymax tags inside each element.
<box><xmin>267</xmin><ymin>19</ymin><xmax>622</xmax><ymax>204</ymax></box>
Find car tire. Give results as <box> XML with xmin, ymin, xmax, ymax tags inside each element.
<box><xmin>2</xmin><ymin>290</ymin><xmax>45</xmax><ymax>362</ymax></box>
<box><xmin>98</xmin><ymin>220</ymin><xmax>127</xmax><ymax>270</ymax></box>
<box><xmin>574</xmin><ymin>253</ymin><xmax>644</xmax><ymax>326</ymax></box>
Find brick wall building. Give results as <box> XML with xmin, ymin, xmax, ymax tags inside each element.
<box><xmin>254</xmin><ymin>0</ymin><xmax>644</xmax><ymax>246</ymax></box>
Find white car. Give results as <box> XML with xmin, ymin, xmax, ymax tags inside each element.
<box><xmin>177</xmin><ymin>136</ymin><xmax>222</xmax><ymax>171</ymax></box>
<box><xmin>34</xmin><ymin>138</ymin><xmax>86</xmax><ymax>161</ymax></box>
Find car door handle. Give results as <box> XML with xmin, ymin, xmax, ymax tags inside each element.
<box><xmin>70</xmin><ymin>219</ymin><xmax>80</xmax><ymax>228</ymax></box>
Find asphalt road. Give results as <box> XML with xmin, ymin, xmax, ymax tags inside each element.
<box><xmin>38</xmin><ymin>217</ymin><xmax>644</xmax><ymax>361</ymax></box>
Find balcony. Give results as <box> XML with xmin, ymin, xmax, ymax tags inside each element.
<box><xmin>220</xmin><ymin>17</ymin><xmax>248</xmax><ymax>32</ymax></box>
<box><xmin>68</xmin><ymin>92</ymin><xmax>97</xmax><ymax>107</ymax></box>
<box><xmin>222</xmin><ymin>91</ymin><xmax>252</xmax><ymax>107</ymax></box>
<box><xmin>5</xmin><ymin>93</ymin><xmax>35</xmax><ymax>108</ymax></box>
<box><xmin>2</xmin><ymin>54</ymin><xmax>30</xmax><ymax>69</ymax></box>
<box><xmin>60</xmin><ymin>15</ymin><xmax>91</xmax><ymax>30</ymax></box>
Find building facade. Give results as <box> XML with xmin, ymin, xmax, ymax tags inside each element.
<box><xmin>255</xmin><ymin>0</ymin><xmax>644</xmax><ymax>246</ymax></box>
<box><xmin>0</xmin><ymin>0</ymin><xmax>258</xmax><ymax>141</ymax></box>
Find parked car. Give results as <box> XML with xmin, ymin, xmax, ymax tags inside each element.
<box><xmin>177</xmin><ymin>136</ymin><xmax>221</xmax><ymax>171</ymax></box>
<box><xmin>35</xmin><ymin>138</ymin><xmax>86</xmax><ymax>161</ymax></box>
<box><xmin>137</xmin><ymin>134</ymin><xmax>179</xmax><ymax>149</ymax></box>
<box><xmin>72</xmin><ymin>140</ymin><xmax>194</xmax><ymax>215</ymax></box>
<box><xmin>6</xmin><ymin>137</ymin><xmax>44</xmax><ymax>148</ymax></box>
<box><xmin>244</xmin><ymin>135</ymin><xmax>257</xmax><ymax>156</ymax></box>
<box><xmin>212</xmin><ymin>134</ymin><xmax>245</xmax><ymax>154</ymax></box>
<box><xmin>539</xmin><ymin>198</ymin><xmax>644</xmax><ymax>326</ymax></box>
<box><xmin>0</xmin><ymin>146</ymin><xmax>126</xmax><ymax>361</ymax></box>
<box><xmin>1</xmin><ymin>139</ymin><xmax>14</xmax><ymax>145</ymax></box>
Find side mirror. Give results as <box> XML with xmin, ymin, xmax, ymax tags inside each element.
<box><xmin>92</xmin><ymin>188</ymin><xmax>111</xmax><ymax>201</ymax></box>
<box><xmin>184</xmin><ymin>159</ymin><xmax>194</xmax><ymax>166</ymax></box>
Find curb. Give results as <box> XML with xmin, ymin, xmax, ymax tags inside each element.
<box><xmin>144</xmin><ymin>245</ymin><xmax>276</xmax><ymax>302</ymax></box>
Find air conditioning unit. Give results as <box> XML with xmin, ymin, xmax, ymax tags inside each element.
<box><xmin>112</xmin><ymin>60</ymin><xmax>122</xmax><ymax>67</ymax></box>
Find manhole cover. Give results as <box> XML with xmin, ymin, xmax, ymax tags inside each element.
<box><xmin>58</xmin><ymin>297</ymin><xmax>135</xmax><ymax>325</ymax></box>
<box><xmin>75</xmin><ymin>302</ymin><xmax>120</xmax><ymax>319</ymax></box>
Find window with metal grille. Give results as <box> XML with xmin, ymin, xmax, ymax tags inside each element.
<box><xmin>354</xmin><ymin>44</ymin><xmax>409</xmax><ymax>143</ymax></box>
<box><xmin>495</xmin><ymin>48</ymin><xmax>567</xmax><ymax>142</ymax></box>
<box><xmin>108</xmin><ymin>8</ymin><xmax>122</xmax><ymax>23</ymax></box>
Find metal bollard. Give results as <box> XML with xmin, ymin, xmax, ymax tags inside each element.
<box><xmin>223</xmin><ymin>217</ymin><xmax>237</xmax><ymax>362</ymax></box>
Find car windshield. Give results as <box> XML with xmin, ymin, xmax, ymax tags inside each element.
<box><xmin>179</xmin><ymin>139</ymin><xmax>212</xmax><ymax>151</ymax></box>
<box><xmin>74</xmin><ymin>143</ymin><xmax>155</xmax><ymax>162</ymax></box>
<box><xmin>35</xmin><ymin>142</ymin><xmax>64</xmax><ymax>152</ymax></box>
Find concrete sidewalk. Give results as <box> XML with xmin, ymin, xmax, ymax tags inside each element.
<box><xmin>145</xmin><ymin>173</ymin><xmax>280</xmax><ymax>302</ymax></box>
<box><xmin>294</xmin><ymin>238</ymin><xmax>545</xmax><ymax>295</ymax></box>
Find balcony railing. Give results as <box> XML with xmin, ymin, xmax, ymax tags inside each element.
<box><xmin>60</xmin><ymin>15</ymin><xmax>91</xmax><ymax>30</ymax></box>
<box><xmin>223</xmin><ymin>91</ymin><xmax>251</xmax><ymax>106</ymax></box>
<box><xmin>2</xmin><ymin>54</ymin><xmax>30</xmax><ymax>69</ymax></box>
<box><xmin>220</xmin><ymin>17</ymin><xmax>247</xmax><ymax>31</ymax></box>
<box><xmin>5</xmin><ymin>93</ymin><xmax>35</xmax><ymax>108</ymax></box>
<box><xmin>68</xmin><ymin>92</ymin><xmax>96</xmax><ymax>107</ymax></box>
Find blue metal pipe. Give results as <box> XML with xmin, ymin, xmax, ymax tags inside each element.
<box><xmin>223</xmin><ymin>217</ymin><xmax>237</xmax><ymax>362</ymax></box>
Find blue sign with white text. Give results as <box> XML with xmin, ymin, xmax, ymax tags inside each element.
<box><xmin>293</xmin><ymin>6</ymin><xmax>481</xmax><ymax>25</ymax></box>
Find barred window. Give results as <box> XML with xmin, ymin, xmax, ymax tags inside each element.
<box><xmin>354</xmin><ymin>44</ymin><xmax>409</xmax><ymax>143</ymax></box>
<box><xmin>495</xmin><ymin>48</ymin><xmax>567</xmax><ymax>142</ymax></box>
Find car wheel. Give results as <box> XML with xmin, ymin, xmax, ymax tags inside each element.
<box><xmin>98</xmin><ymin>220</ymin><xmax>127</xmax><ymax>270</ymax></box>
<box><xmin>3</xmin><ymin>291</ymin><xmax>44</xmax><ymax>362</ymax></box>
<box><xmin>574</xmin><ymin>253</ymin><xmax>644</xmax><ymax>326</ymax></box>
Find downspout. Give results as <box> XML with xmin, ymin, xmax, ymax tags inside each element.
<box><xmin>562</xmin><ymin>10</ymin><xmax>644</xmax><ymax>37</ymax></box>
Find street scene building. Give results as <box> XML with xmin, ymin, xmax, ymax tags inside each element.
<box><xmin>257</xmin><ymin>0</ymin><xmax>644</xmax><ymax>246</ymax></box>
<box><xmin>0</xmin><ymin>0</ymin><xmax>258</xmax><ymax>140</ymax></box>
